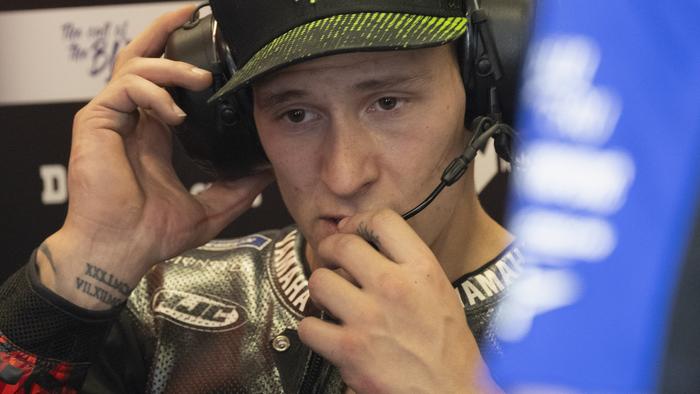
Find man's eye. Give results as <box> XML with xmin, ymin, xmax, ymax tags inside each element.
<box><xmin>285</xmin><ymin>109</ymin><xmax>307</xmax><ymax>123</ymax></box>
<box><xmin>377</xmin><ymin>97</ymin><xmax>398</xmax><ymax>110</ymax></box>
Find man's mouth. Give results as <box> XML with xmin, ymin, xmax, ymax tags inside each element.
<box><xmin>321</xmin><ymin>216</ymin><xmax>345</xmax><ymax>225</ymax></box>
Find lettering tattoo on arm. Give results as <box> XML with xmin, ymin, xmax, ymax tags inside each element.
<box><xmin>84</xmin><ymin>263</ymin><xmax>132</xmax><ymax>296</ymax></box>
<box><xmin>75</xmin><ymin>263</ymin><xmax>133</xmax><ymax>307</ymax></box>
<box><xmin>357</xmin><ymin>222</ymin><xmax>381</xmax><ymax>251</ymax></box>
<box><xmin>37</xmin><ymin>243</ymin><xmax>131</xmax><ymax>307</ymax></box>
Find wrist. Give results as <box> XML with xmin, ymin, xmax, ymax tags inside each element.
<box><xmin>36</xmin><ymin>229</ymin><xmax>149</xmax><ymax>311</ymax></box>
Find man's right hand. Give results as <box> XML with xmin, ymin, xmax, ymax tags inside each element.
<box><xmin>36</xmin><ymin>5</ymin><xmax>273</xmax><ymax>311</ymax></box>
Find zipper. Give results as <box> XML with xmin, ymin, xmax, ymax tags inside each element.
<box><xmin>298</xmin><ymin>350</ymin><xmax>324</xmax><ymax>394</ymax></box>
<box><xmin>298</xmin><ymin>311</ymin><xmax>334</xmax><ymax>394</ymax></box>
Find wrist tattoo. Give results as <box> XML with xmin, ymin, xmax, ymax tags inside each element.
<box><xmin>357</xmin><ymin>222</ymin><xmax>381</xmax><ymax>251</ymax></box>
<box><xmin>75</xmin><ymin>277</ymin><xmax>125</xmax><ymax>306</ymax></box>
<box><xmin>38</xmin><ymin>242</ymin><xmax>57</xmax><ymax>274</ymax></box>
<box><xmin>84</xmin><ymin>263</ymin><xmax>132</xmax><ymax>296</ymax></box>
<box><xmin>75</xmin><ymin>263</ymin><xmax>132</xmax><ymax>307</ymax></box>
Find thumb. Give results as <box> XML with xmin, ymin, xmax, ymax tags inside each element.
<box><xmin>192</xmin><ymin>171</ymin><xmax>274</xmax><ymax>246</ymax></box>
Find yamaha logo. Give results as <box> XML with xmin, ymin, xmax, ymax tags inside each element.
<box><xmin>152</xmin><ymin>289</ymin><xmax>248</xmax><ymax>332</ymax></box>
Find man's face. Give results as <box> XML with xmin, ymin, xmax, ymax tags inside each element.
<box><xmin>253</xmin><ymin>44</ymin><xmax>468</xmax><ymax>255</ymax></box>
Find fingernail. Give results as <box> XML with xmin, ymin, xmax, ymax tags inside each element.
<box><xmin>338</xmin><ymin>217</ymin><xmax>349</xmax><ymax>228</ymax></box>
<box><xmin>172</xmin><ymin>103</ymin><xmax>187</xmax><ymax>117</ymax></box>
<box><xmin>191</xmin><ymin>67</ymin><xmax>209</xmax><ymax>76</ymax></box>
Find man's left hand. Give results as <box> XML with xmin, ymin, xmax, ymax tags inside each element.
<box><xmin>298</xmin><ymin>209</ymin><xmax>497</xmax><ymax>393</ymax></box>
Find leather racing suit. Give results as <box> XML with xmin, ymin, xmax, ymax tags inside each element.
<box><xmin>0</xmin><ymin>226</ymin><xmax>523</xmax><ymax>393</ymax></box>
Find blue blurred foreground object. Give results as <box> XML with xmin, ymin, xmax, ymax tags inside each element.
<box><xmin>491</xmin><ymin>0</ymin><xmax>700</xmax><ymax>392</ymax></box>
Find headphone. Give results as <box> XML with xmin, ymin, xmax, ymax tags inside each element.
<box><xmin>164</xmin><ymin>0</ymin><xmax>534</xmax><ymax>218</ymax></box>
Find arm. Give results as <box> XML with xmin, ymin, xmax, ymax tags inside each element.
<box><xmin>1</xmin><ymin>4</ymin><xmax>270</xmax><ymax>392</ymax></box>
<box><xmin>37</xmin><ymin>3</ymin><xmax>270</xmax><ymax>313</ymax></box>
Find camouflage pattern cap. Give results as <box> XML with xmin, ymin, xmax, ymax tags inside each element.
<box><xmin>208</xmin><ymin>0</ymin><xmax>468</xmax><ymax>104</ymax></box>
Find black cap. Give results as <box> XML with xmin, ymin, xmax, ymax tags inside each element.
<box><xmin>208</xmin><ymin>0</ymin><xmax>467</xmax><ymax>103</ymax></box>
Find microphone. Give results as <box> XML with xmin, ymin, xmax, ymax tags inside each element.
<box><xmin>401</xmin><ymin>88</ymin><xmax>514</xmax><ymax>220</ymax></box>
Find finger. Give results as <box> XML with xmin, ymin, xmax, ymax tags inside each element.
<box><xmin>92</xmin><ymin>74</ymin><xmax>187</xmax><ymax>128</ymax></box>
<box><xmin>307</xmin><ymin>268</ymin><xmax>366</xmax><ymax>323</ymax></box>
<box><xmin>332</xmin><ymin>268</ymin><xmax>360</xmax><ymax>288</ymax></box>
<box><xmin>297</xmin><ymin>316</ymin><xmax>346</xmax><ymax>367</ymax></box>
<box><xmin>121</xmin><ymin>113</ymin><xmax>179</xmax><ymax>193</ymax></box>
<box><xmin>113</xmin><ymin>4</ymin><xmax>197</xmax><ymax>72</ymax></box>
<box><xmin>317</xmin><ymin>233</ymin><xmax>393</xmax><ymax>287</ymax></box>
<box><xmin>113</xmin><ymin>57</ymin><xmax>212</xmax><ymax>91</ymax></box>
<box><xmin>338</xmin><ymin>209</ymin><xmax>435</xmax><ymax>266</ymax></box>
<box><xmin>192</xmin><ymin>172</ymin><xmax>274</xmax><ymax>246</ymax></box>
<box><xmin>128</xmin><ymin>112</ymin><xmax>174</xmax><ymax>166</ymax></box>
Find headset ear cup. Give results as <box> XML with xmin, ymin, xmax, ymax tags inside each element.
<box><xmin>164</xmin><ymin>11</ymin><xmax>270</xmax><ymax>180</ymax></box>
<box><xmin>460</xmin><ymin>0</ymin><xmax>534</xmax><ymax>163</ymax></box>
<box><xmin>466</xmin><ymin>0</ymin><xmax>534</xmax><ymax>126</ymax></box>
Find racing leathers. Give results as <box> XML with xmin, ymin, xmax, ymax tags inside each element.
<box><xmin>0</xmin><ymin>226</ymin><xmax>524</xmax><ymax>393</ymax></box>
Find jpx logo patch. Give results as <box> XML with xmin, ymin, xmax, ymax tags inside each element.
<box><xmin>152</xmin><ymin>289</ymin><xmax>248</xmax><ymax>332</ymax></box>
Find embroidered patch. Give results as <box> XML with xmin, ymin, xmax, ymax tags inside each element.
<box><xmin>152</xmin><ymin>289</ymin><xmax>248</xmax><ymax>332</ymax></box>
<box><xmin>199</xmin><ymin>235</ymin><xmax>272</xmax><ymax>251</ymax></box>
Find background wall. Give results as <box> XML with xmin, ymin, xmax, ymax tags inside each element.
<box><xmin>0</xmin><ymin>0</ymin><xmax>510</xmax><ymax>282</ymax></box>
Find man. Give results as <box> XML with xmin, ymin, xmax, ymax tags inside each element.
<box><xmin>0</xmin><ymin>1</ymin><xmax>523</xmax><ymax>392</ymax></box>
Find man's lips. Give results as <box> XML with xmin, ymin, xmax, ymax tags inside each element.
<box><xmin>319</xmin><ymin>212</ymin><xmax>352</xmax><ymax>224</ymax></box>
<box><xmin>318</xmin><ymin>215</ymin><xmax>353</xmax><ymax>233</ymax></box>
<box><xmin>320</xmin><ymin>216</ymin><xmax>346</xmax><ymax>225</ymax></box>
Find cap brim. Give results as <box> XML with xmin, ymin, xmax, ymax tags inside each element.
<box><xmin>208</xmin><ymin>12</ymin><xmax>467</xmax><ymax>104</ymax></box>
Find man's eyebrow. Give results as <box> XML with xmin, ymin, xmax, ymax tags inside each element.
<box><xmin>352</xmin><ymin>73</ymin><xmax>431</xmax><ymax>91</ymax></box>
<box><xmin>256</xmin><ymin>73</ymin><xmax>431</xmax><ymax>111</ymax></box>
<box><xmin>256</xmin><ymin>89</ymin><xmax>309</xmax><ymax>111</ymax></box>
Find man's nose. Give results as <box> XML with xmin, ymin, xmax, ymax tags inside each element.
<box><xmin>319</xmin><ymin>115</ymin><xmax>379</xmax><ymax>199</ymax></box>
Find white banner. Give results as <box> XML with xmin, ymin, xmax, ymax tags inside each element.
<box><xmin>0</xmin><ymin>2</ymin><xmax>191</xmax><ymax>105</ymax></box>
